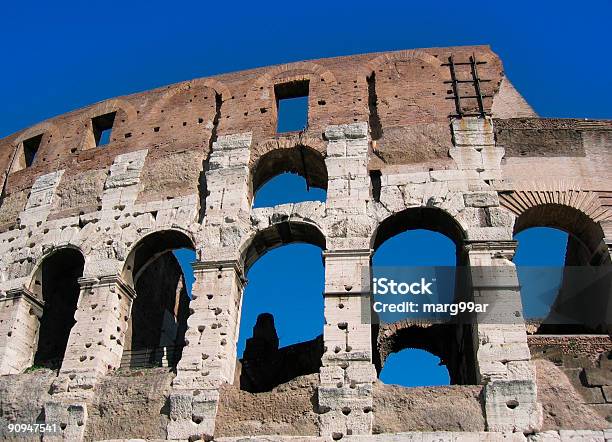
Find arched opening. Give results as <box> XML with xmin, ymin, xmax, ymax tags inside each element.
<box><xmin>30</xmin><ymin>248</ymin><xmax>85</xmax><ymax>369</ymax></box>
<box><xmin>513</xmin><ymin>204</ymin><xmax>611</xmax><ymax>334</ymax></box>
<box><xmin>371</xmin><ymin>208</ymin><xmax>476</xmax><ymax>386</ymax></box>
<box><xmin>253</xmin><ymin>173</ymin><xmax>326</xmax><ymax>208</ymax></box>
<box><xmin>380</xmin><ymin>349</ymin><xmax>450</xmax><ymax>387</ymax></box>
<box><xmin>121</xmin><ymin>230</ymin><xmax>195</xmax><ymax>368</ymax></box>
<box><xmin>251</xmin><ymin>146</ymin><xmax>327</xmax><ymax>208</ymax></box>
<box><xmin>514</xmin><ymin>204</ymin><xmax>608</xmax><ymax>266</ymax></box>
<box><xmin>237</xmin><ymin>222</ymin><xmax>325</xmax><ymax>392</ymax></box>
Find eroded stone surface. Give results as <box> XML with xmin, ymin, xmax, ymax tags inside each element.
<box><xmin>0</xmin><ymin>46</ymin><xmax>609</xmax><ymax>441</ymax></box>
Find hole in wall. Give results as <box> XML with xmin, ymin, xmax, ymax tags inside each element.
<box><xmin>22</xmin><ymin>134</ymin><xmax>43</xmax><ymax>167</ymax></box>
<box><xmin>92</xmin><ymin>112</ymin><xmax>116</xmax><ymax>147</ymax></box>
<box><xmin>275</xmin><ymin>80</ymin><xmax>309</xmax><ymax>133</ymax></box>
<box><xmin>506</xmin><ymin>400</ymin><xmax>519</xmax><ymax>409</ymax></box>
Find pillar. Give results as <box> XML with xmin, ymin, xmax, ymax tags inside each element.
<box><xmin>167</xmin><ymin>132</ymin><xmax>252</xmax><ymax>440</ymax></box>
<box><xmin>42</xmin><ymin>275</ymin><xmax>135</xmax><ymax>441</ymax></box>
<box><xmin>58</xmin><ymin>276</ymin><xmax>135</xmax><ymax>380</ymax></box>
<box><xmin>318</xmin><ymin>249</ymin><xmax>376</xmax><ymax>439</ymax></box>
<box><xmin>167</xmin><ymin>259</ymin><xmax>245</xmax><ymax>439</ymax></box>
<box><xmin>0</xmin><ymin>288</ymin><xmax>43</xmax><ymax>374</ymax></box>
<box><xmin>464</xmin><ymin>240</ymin><xmax>542</xmax><ymax>432</ymax></box>
<box><xmin>318</xmin><ymin>122</ymin><xmax>376</xmax><ymax>438</ymax></box>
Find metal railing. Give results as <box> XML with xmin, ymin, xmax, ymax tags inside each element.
<box><xmin>119</xmin><ymin>345</ymin><xmax>183</xmax><ymax>369</ymax></box>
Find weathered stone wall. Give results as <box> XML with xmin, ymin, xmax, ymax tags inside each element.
<box><xmin>0</xmin><ymin>45</ymin><xmax>521</xmax><ymax>229</ymax></box>
<box><xmin>0</xmin><ymin>45</ymin><xmax>610</xmax><ymax>441</ymax></box>
<box><xmin>528</xmin><ymin>335</ymin><xmax>612</xmax><ymax>424</ymax></box>
<box><xmin>84</xmin><ymin>368</ymin><xmax>175</xmax><ymax>441</ymax></box>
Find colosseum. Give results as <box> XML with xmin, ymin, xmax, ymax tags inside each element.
<box><xmin>0</xmin><ymin>45</ymin><xmax>610</xmax><ymax>441</ymax></box>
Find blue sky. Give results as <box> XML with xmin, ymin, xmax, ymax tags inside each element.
<box><xmin>1</xmin><ymin>0</ymin><xmax>611</xmax><ymax>138</ymax></box>
<box><xmin>2</xmin><ymin>1</ymin><xmax>608</xmax><ymax>387</ymax></box>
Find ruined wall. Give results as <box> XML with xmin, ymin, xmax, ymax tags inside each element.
<box><xmin>239</xmin><ymin>313</ymin><xmax>323</xmax><ymax>392</ymax></box>
<box><xmin>84</xmin><ymin>368</ymin><xmax>175</xmax><ymax>441</ymax></box>
<box><xmin>0</xmin><ymin>45</ymin><xmax>521</xmax><ymax>226</ymax></box>
<box><xmin>0</xmin><ymin>45</ymin><xmax>610</xmax><ymax>441</ymax></box>
<box><xmin>528</xmin><ymin>335</ymin><xmax>612</xmax><ymax>424</ymax></box>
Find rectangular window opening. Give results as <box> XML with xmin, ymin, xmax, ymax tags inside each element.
<box><xmin>370</xmin><ymin>169</ymin><xmax>382</xmax><ymax>203</ymax></box>
<box><xmin>22</xmin><ymin>134</ymin><xmax>43</xmax><ymax>168</ymax></box>
<box><xmin>92</xmin><ymin>112</ymin><xmax>116</xmax><ymax>147</ymax></box>
<box><xmin>275</xmin><ymin>80</ymin><xmax>309</xmax><ymax>133</ymax></box>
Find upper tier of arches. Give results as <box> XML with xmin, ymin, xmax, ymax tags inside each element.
<box><xmin>0</xmin><ymin>46</ymin><xmax>507</xmax><ymax>185</ymax></box>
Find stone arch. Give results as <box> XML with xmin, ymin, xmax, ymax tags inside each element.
<box><xmin>81</xmin><ymin>98</ymin><xmax>138</xmax><ymax>124</ymax></box>
<box><xmin>370</xmin><ymin>207</ymin><xmax>477</xmax><ymax>385</ymax></box>
<box><xmin>250</xmin><ymin>141</ymin><xmax>328</xmax><ymax>201</ymax></box>
<box><xmin>375</xmin><ymin>320</ymin><xmax>470</xmax><ymax>384</ymax></box>
<box><xmin>236</xmin><ymin>220</ymin><xmax>326</xmax><ymax>392</ymax></box>
<box><xmin>501</xmin><ymin>187</ymin><xmax>611</xmax><ymax>265</ymax></box>
<box><xmin>121</xmin><ymin>228</ymin><xmax>195</xmax><ymax>368</ymax></box>
<box><xmin>27</xmin><ymin>243</ymin><xmax>85</xmax><ymax>301</ymax></box>
<box><xmin>150</xmin><ymin>78</ymin><xmax>232</xmax><ymax>115</ymax></box>
<box><xmin>364</xmin><ymin>49</ymin><xmax>442</xmax><ymax>77</ymax></box>
<box><xmin>254</xmin><ymin>61</ymin><xmax>337</xmax><ymax>89</ymax></box>
<box><xmin>29</xmin><ymin>246</ymin><xmax>85</xmax><ymax>368</ymax></box>
<box><xmin>121</xmin><ymin>228</ymin><xmax>196</xmax><ymax>286</ymax></box>
<box><xmin>503</xmin><ymin>186</ymin><xmax>612</xmax><ymax>333</ymax></box>
<box><xmin>371</xmin><ymin>206</ymin><xmax>467</xmax><ymax>253</ymax></box>
<box><xmin>240</xmin><ymin>220</ymin><xmax>326</xmax><ymax>273</ymax></box>
<box><xmin>251</xmin><ymin>134</ymin><xmax>326</xmax><ymax>166</ymax></box>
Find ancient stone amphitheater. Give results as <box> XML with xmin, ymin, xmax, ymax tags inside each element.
<box><xmin>0</xmin><ymin>45</ymin><xmax>610</xmax><ymax>441</ymax></box>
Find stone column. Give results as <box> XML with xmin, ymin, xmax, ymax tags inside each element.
<box><xmin>318</xmin><ymin>249</ymin><xmax>376</xmax><ymax>439</ymax></box>
<box><xmin>318</xmin><ymin>122</ymin><xmax>376</xmax><ymax>438</ymax></box>
<box><xmin>167</xmin><ymin>260</ymin><xmax>245</xmax><ymax>439</ymax></box>
<box><xmin>167</xmin><ymin>132</ymin><xmax>252</xmax><ymax>440</ymax></box>
<box><xmin>58</xmin><ymin>276</ymin><xmax>135</xmax><ymax>381</ymax></box>
<box><xmin>19</xmin><ymin>170</ymin><xmax>65</xmax><ymax>227</ymax></box>
<box><xmin>0</xmin><ymin>288</ymin><xmax>43</xmax><ymax>374</ymax></box>
<box><xmin>202</xmin><ymin>132</ymin><xmax>252</xmax><ymax>219</ymax></box>
<box><xmin>464</xmin><ymin>241</ymin><xmax>542</xmax><ymax>432</ymax></box>
<box><xmin>41</xmin><ymin>275</ymin><xmax>134</xmax><ymax>441</ymax></box>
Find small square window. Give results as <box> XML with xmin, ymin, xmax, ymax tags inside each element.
<box><xmin>275</xmin><ymin>80</ymin><xmax>309</xmax><ymax>133</ymax></box>
<box><xmin>10</xmin><ymin>133</ymin><xmax>43</xmax><ymax>173</ymax></box>
<box><xmin>92</xmin><ymin>112</ymin><xmax>116</xmax><ymax>147</ymax></box>
<box><xmin>22</xmin><ymin>134</ymin><xmax>43</xmax><ymax>167</ymax></box>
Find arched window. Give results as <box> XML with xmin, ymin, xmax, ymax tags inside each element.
<box><xmin>121</xmin><ymin>230</ymin><xmax>195</xmax><ymax>368</ymax></box>
<box><xmin>237</xmin><ymin>222</ymin><xmax>325</xmax><ymax>392</ymax></box>
<box><xmin>30</xmin><ymin>248</ymin><xmax>85</xmax><ymax>369</ymax></box>
<box><xmin>371</xmin><ymin>208</ymin><xmax>476</xmax><ymax>386</ymax></box>
<box><xmin>253</xmin><ymin>173</ymin><xmax>325</xmax><ymax>208</ymax></box>
<box><xmin>513</xmin><ymin>204</ymin><xmax>610</xmax><ymax>334</ymax></box>
<box><xmin>379</xmin><ymin>348</ymin><xmax>450</xmax><ymax>387</ymax></box>
<box><xmin>251</xmin><ymin>146</ymin><xmax>327</xmax><ymax>208</ymax></box>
